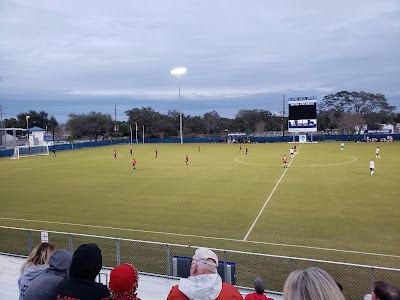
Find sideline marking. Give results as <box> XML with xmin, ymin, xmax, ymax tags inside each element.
<box><xmin>1</xmin><ymin>217</ymin><xmax>399</xmax><ymax>259</ymax></box>
<box><xmin>0</xmin><ymin>153</ymin><xmax>115</xmax><ymax>174</ymax></box>
<box><xmin>243</xmin><ymin>145</ymin><xmax>301</xmax><ymax>241</ymax></box>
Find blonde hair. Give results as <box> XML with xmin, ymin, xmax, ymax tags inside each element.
<box><xmin>284</xmin><ymin>267</ymin><xmax>345</xmax><ymax>300</ymax></box>
<box><xmin>20</xmin><ymin>242</ymin><xmax>55</xmax><ymax>272</ymax></box>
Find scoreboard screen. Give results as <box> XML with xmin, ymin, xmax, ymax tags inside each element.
<box><xmin>288</xmin><ymin>98</ymin><xmax>317</xmax><ymax>132</ymax></box>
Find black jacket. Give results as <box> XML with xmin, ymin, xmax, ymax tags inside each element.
<box><xmin>50</xmin><ymin>244</ymin><xmax>110</xmax><ymax>300</ymax></box>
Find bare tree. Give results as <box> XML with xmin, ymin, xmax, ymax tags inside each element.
<box><xmin>255</xmin><ymin>121</ymin><xmax>266</xmax><ymax>134</ymax></box>
<box><xmin>337</xmin><ymin>112</ymin><xmax>365</xmax><ymax>134</ymax></box>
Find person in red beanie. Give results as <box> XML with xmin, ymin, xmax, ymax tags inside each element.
<box><xmin>109</xmin><ymin>263</ymin><xmax>140</xmax><ymax>300</ymax></box>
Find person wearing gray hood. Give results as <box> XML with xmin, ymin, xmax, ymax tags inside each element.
<box><xmin>24</xmin><ymin>249</ymin><xmax>72</xmax><ymax>300</ymax></box>
<box><xmin>18</xmin><ymin>242</ymin><xmax>55</xmax><ymax>300</ymax></box>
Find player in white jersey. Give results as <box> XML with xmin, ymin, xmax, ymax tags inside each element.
<box><xmin>376</xmin><ymin>147</ymin><xmax>381</xmax><ymax>158</ymax></box>
<box><xmin>370</xmin><ymin>159</ymin><xmax>375</xmax><ymax>176</ymax></box>
<box><xmin>340</xmin><ymin>142</ymin><xmax>344</xmax><ymax>151</ymax></box>
<box><xmin>290</xmin><ymin>147</ymin><xmax>294</xmax><ymax>158</ymax></box>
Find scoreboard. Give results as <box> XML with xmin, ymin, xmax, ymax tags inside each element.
<box><xmin>288</xmin><ymin>97</ymin><xmax>317</xmax><ymax>133</ymax></box>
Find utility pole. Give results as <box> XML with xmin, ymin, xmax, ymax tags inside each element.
<box><xmin>113</xmin><ymin>105</ymin><xmax>118</xmax><ymax>132</ymax></box>
<box><xmin>0</xmin><ymin>76</ymin><xmax>5</xmax><ymax>146</ymax></box>
<box><xmin>0</xmin><ymin>77</ymin><xmax>3</xmax><ymax>146</ymax></box>
<box><xmin>0</xmin><ymin>105</ymin><xmax>5</xmax><ymax>146</ymax></box>
<box><xmin>282</xmin><ymin>94</ymin><xmax>286</xmax><ymax>137</ymax></box>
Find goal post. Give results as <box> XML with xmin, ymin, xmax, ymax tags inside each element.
<box><xmin>11</xmin><ymin>145</ymin><xmax>49</xmax><ymax>159</ymax></box>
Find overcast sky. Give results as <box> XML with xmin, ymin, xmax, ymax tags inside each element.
<box><xmin>1</xmin><ymin>0</ymin><xmax>399</xmax><ymax>123</ymax></box>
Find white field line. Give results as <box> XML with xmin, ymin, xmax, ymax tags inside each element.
<box><xmin>235</xmin><ymin>154</ymin><xmax>357</xmax><ymax>168</ymax></box>
<box><xmin>1</xmin><ymin>217</ymin><xmax>399</xmax><ymax>258</ymax></box>
<box><xmin>242</xmin><ymin>144</ymin><xmax>302</xmax><ymax>241</ymax></box>
<box><xmin>306</xmin><ymin>154</ymin><xmax>357</xmax><ymax>167</ymax></box>
<box><xmin>234</xmin><ymin>158</ymin><xmax>281</xmax><ymax>167</ymax></box>
<box><xmin>0</xmin><ymin>145</ymin><xmax>394</xmax><ymax>258</ymax></box>
<box><xmin>234</xmin><ymin>152</ymin><xmax>281</xmax><ymax>167</ymax></box>
<box><xmin>0</xmin><ymin>153</ymin><xmax>114</xmax><ymax>174</ymax></box>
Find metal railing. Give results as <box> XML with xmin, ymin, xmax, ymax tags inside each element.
<box><xmin>1</xmin><ymin>226</ymin><xmax>399</xmax><ymax>299</ymax></box>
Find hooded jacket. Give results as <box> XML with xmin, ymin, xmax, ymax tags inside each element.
<box><xmin>23</xmin><ymin>249</ymin><xmax>72</xmax><ymax>300</ymax></box>
<box><xmin>18</xmin><ymin>264</ymin><xmax>47</xmax><ymax>300</ymax></box>
<box><xmin>167</xmin><ymin>274</ymin><xmax>243</xmax><ymax>300</ymax></box>
<box><xmin>49</xmin><ymin>244</ymin><xmax>110</xmax><ymax>300</ymax></box>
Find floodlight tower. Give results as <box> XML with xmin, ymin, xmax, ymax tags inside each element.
<box><xmin>170</xmin><ymin>67</ymin><xmax>187</xmax><ymax>144</ymax></box>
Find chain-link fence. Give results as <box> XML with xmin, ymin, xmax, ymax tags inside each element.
<box><xmin>1</xmin><ymin>226</ymin><xmax>399</xmax><ymax>299</ymax></box>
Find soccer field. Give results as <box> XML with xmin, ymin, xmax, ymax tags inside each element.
<box><xmin>1</xmin><ymin>142</ymin><xmax>399</xmax><ymax>268</ymax></box>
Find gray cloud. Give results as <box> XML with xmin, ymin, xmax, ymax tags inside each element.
<box><xmin>0</xmin><ymin>0</ymin><xmax>399</xmax><ymax>122</ymax></box>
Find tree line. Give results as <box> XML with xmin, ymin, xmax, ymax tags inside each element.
<box><xmin>318</xmin><ymin>91</ymin><xmax>398</xmax><ymax>133</ymax></box>
<box><xmin>3</xmin><ymin>91</ymin><xmax>399</xmax><ymax>140</ymax></box>
<box><xmin>3</xmin><ymin>110</ymin><xmax>59</xmax><ymax>140</ymax></box>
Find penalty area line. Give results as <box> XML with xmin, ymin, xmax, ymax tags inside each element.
<box><xmin>0</xmin><ymin>217</ymin><xmax>399</xmax><ymax>258</ymax></box>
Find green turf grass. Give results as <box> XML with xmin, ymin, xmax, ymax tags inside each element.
<box><xmin>0</xmin><ymin>142</ymin><xmax>399</xmax><ymax>268</ymax></box>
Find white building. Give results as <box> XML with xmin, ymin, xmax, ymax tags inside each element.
<box><xmin>377</xmin><ymin>124</ymin><xmax>394</xmax><ymax>132</ymax></box>
<box><xmin>1</xmin><ymin>131</ymin><xmax>18</xmax><ymax>145</ymax></box>
<box><xmin>28</xmin><ymin>126</ymin><xmax>45</xmax><ymax>145</ymax></box>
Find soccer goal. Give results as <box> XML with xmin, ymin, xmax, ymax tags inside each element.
<box><xmin>11</xmin><ymin>145</ymin><xmax>49</xmax><ymax>159</ymax></box>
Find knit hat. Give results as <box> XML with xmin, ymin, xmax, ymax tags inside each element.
<box><xmin>192</xmin><ymin>248</ymin><xmax>218</xmax><ymax>267</ymax></box>
<box><xmin>109</xmin><ymin>264</ymin><xmax>140</xmax><ymax>300</ymax></box>
<box><xmin>254</xmin><ymin>276</ymin><xmax>265</xmax><ymax>294</ymax></box>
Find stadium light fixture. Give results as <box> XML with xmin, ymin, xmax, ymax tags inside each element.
<box><xmin>171</xmin><ymin>67</ymin><xmax>187</xmax><ymax>144</ymax></box>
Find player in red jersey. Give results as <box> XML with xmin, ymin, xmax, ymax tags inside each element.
<box><xmin>245</xmin><ymin>146</ymin><xmax>248</xmax><ymax>155</ymax></box>
<box><xmin>185</xmin><ymin>154</ymin><xmax>189</xmax><ymax>167</ymax></box>
<box><xmin>293</xmin><ymin>143</ymin><xmax>297</xmax><ymax>153</ymax></box>
<box><xmin>283</xmin><ymin>154</ymin><xmax>287</xmax><ymax>168</ymax></box>
<box><xmin>132</xmin><ymin>158</ymin><xmax>136</xmax><ymax>171</ymax></box>
<box><xmin>114</xmin><ymin>149</ymin><xmax>117</xmax><ymax>159</ymax></box>
<box><xmin>239</xmin><ymin>145</ymin><xmax>242</xmax><ymax>152</ymax></box>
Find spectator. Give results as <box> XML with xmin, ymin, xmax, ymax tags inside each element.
<box><xmin>167</xmin><ymin>247</ymin><xmax>243</xmax><ymax>299</ymax></box>
<box><xmin>50</xmin><ymin>243</ymin><xmax>110</xmax><ymax>300</ymax></box>
<box><xmin>283</xmin><ymin>267</ymin><xmax>345</xmax><ymax>300</ymax></box>
<box><xmin>244</xmin><ymin>276</ymin><xmax>272</xmax><ymax>300</ymax></box>
<box><xmin>367</xmin><ymin>281</ymin><xmax>400</xmax><ymax>300</ymax></box>
<box><xmin>18</xmin><ymin>242</ymin><xmax>55</xmax><ymax>300</ymax></box>
<box><xmin>24</xmin><ymin>249</ymin><xmax>72</xmax><ymax>300</ymax></box>
<box><xmin>109</xmin><ymin>263</ymin><xmax>141</xmax><ymax>300</ymax></box>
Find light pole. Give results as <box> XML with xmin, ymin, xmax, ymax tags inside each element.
<box><xmin>171</xmin><ymin>67</ymin><xmax>187</xmax><ymax>144</ymax></box>
<box><xmin>224</xmin><ymin>128</ymin><xmax>229</xmax><ymax>142</ymax></box>
<box><xmin>26</xmin><ymin>115</ymin><xmax>30</xmax><ymax>145</ymax></box>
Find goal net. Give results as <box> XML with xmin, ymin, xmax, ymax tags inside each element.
<box><xmin>11</xmin><ymin>145</ymin><xmax>49</xmax><ymax>159</ymax></box>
